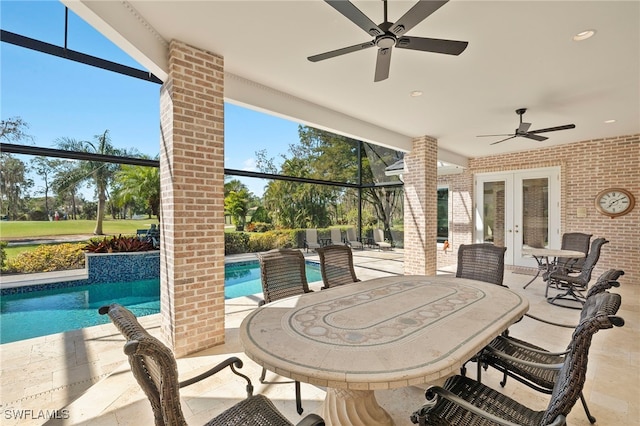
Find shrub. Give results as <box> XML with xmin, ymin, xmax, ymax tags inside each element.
<box><xmin>248</xmin><ymin>232</ymin><xmax>277</xmax><ymax>252</ymax></box>
<box><xmin>84</xmin><ymin>235</ymin><xmax>155</xmax><ymax>253</ymax></box>
<box><xmin>5</xmin><ymin>243</ymin><xmax>86</xmax><ymax>273</ymax></box>
<box><xmin>225</xmin><ymin>232</ymin><xmax>249</xmax><ymax>255</ymax></box>
<box><xmin>252</xmin><ymin>222</ymin><xmax>274</xmax><ymax>233</ymax></box>
<box><xmin>0</xmin><ymin>241</ymin><xmax>7</xmax><ymax>269</ymax></box>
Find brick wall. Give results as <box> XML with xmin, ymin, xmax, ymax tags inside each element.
<box><xmin>437</xmin><ymin>134</ymin><xmax>639</xmax><ymax>284</ymax></box>
<box><xmin>159</xmin><ymin>40</ymin><xmax>226</xmax><ymax>356</ymax></box>
<box><xmin>404</xmin><ymin>136</ymin><xmax>438</xmax><ymax>275</ymax></box>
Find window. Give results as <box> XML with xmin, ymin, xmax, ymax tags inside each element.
<box><xmin>437</xmin><ymin>187</ymin><xmax>449</xmax><ymax>243</ymax></box>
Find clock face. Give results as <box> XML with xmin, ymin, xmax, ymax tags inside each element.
<box><xmin>595</xmin><ymin>189</ymin><xmax>635</xmax><ymax>217</ymax></box>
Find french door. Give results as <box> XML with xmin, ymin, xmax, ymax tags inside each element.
<box><xmin>475</xmin><ymin>167</ymin><xmax>561</xmax><ymax>267</ymax></box>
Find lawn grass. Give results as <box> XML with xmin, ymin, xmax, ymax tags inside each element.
<box><xmin>0</xmin><ymin>219</ymin><xmax>159</xmax><ymax>239</ymax></box>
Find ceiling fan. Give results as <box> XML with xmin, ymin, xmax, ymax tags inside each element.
<box><xmin>308</xmin><ymin>0</ymin><xmax>468</xmax><ymax>82</ymax></box>
<box><xmin>479</xmin><ymin>108</ymin><xmax>576</xmax><ymax>145</ymax></box>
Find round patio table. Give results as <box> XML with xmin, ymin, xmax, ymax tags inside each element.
<box><xmin>239</xmin><ymin>275</ymin><xmax>529</xmax><ymax>426</ymax></box>
<box><xmin>521</xmin><ymin>248</ymin><xmax>586</xmax><ymax>289</ymax></box>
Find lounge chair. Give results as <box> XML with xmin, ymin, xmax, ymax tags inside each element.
<box><xmin>329</xmin><ymin>228</ymin><xmax>343</xmax><ymax>245</ymax></box>
<box><xmin>345</xmin><ymin>227</ymin><xmax>363</xmax><ymax>249</ymax></box>
<box><xmin>372</xmin><ymin>228</ymin><xmax>392</xmax><ymax>250</ymax></box>
<box><xmin>303</xmin><ymin>228</ymin><xmax>321</xmax><ymax>252</ymax></box>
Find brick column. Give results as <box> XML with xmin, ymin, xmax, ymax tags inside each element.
<box><xmin>159</xmin><ymin>40</ymin><xmax>225</xmax><ymax>357</ymax></box>
<box><xmin>404</xmin><ymin>136</ymin><xmax>438</xmax><ymax>275</ymax></box>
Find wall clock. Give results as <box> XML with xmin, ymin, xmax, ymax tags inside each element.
<box><xmin>594</xmin><ymin>188</ymin><xmax>635</xmax><ymax>218</ymax></box>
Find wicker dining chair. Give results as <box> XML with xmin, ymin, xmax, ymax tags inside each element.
<box><xmin>410</xmin><ymin>308</ymin><xmax>625</xmax><ymax>426</ymax></box>
<box><xmin>554</xmin><ymin>232</ymin><xmax>592</xmax><ymax>274</ymax></box>
<box><xmin>477</xmin><ymin>287</ymin><xmax>623</xmax><ymax>424</ymax></box>
<box><xmin>316</xmin><ymin>244</ymin><xmax>360</xmax><ymax>289</ymax></box>
<box><xmin>258</xmin><ymin>249</ymin><xmax>313</xmax><ymax>414</ymax></box>
<box><xmin>258</xmin><ymin>249</ymin><xmax>312</xmax><ymax>305</ymax></box>
<box><xmin>456</xmin><ymin>243</ymin><xmax>508</xmax><ymax>286</ymax></box>
<box><xmin>98</xmin><ymin>304</ymin><xmax>325</xmax><ymax>426</ymax></box>
<box><xmin>546</xmin><ymin>238</ymin><xmax>609</xmax><ymax>308</ymax></box>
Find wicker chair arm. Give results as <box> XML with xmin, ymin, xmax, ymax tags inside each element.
<box><xmin>178</xmin><ymin>356</ymin><xmax>254</xmax><ymax>398</ymax></box>
<box><xmin>295</xmin><ymin>413</ymin><xmax>325</xmax><ymax>426</ymax></box>
<box><xmin>412</xmin><ymin>385</ymin><xmax>567</xmax><ymax>426</ymax></box>
<box><xmin>495</xmin><ymin>335</ymin><xmax>570</xmax><ymax>357</ymax></box>
<box><xmin>524</xmin><ymin>313</ymin><xmax>577</xmax><ymax>329</ymax></box>
<box><xmin>412</xmin><ymin>386</ymin><xmax>524</xmax><ymax>426</ymax></box>
<box><xmin>485</xmin><ymin>346</ymin><xmax>565</xmax><ymax>370</ymax></box>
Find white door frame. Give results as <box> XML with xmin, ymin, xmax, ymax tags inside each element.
<box><xmin>475</xmin><ymin>167</ymin><xmax>561</xmax><ymax>267</ymax></box>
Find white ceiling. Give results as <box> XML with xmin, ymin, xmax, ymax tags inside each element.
<box><xmin>63</xmin><ymin>0</ymin><xmax>640</xmax><ymax>165</ymax></box>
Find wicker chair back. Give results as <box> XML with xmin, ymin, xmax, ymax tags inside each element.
<box><xmin>455</xmin><ymin>243</ymin><xmax>507</xmax><ymax>286</ymax></box>
<box><xmin>557</xmin><ymin>232</ymin><xmax>592</xmax><ymax>272</ymax></box>
<box><xmin>258</xmin><ymin>249</ymin><xmax>310</xmax><ymax>304</ymax></box>
<box><xmin>541</xmin><ymin>309</ymin><xmax>624</xmax><ymax>424</ymax></box>
<box><xmin>317</xmin><ymin>245</ymin><xmax>360</xmax><ymax>289</ymax></box>
<box><xmin>99</xmin><ymin>304</ymin><xmax>187</xmax><ymax>426</ymax></box>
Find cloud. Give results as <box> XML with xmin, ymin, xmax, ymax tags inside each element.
<box><xmin>242</xmin><ymin>158</ymin><xmax>256</xmax><ymax>171</ymax></box>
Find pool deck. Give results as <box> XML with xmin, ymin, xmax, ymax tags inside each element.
<box><xmin>1</xmin><ymin>249</ymin><xmax>638</xmax><ymax>425</ymax></box>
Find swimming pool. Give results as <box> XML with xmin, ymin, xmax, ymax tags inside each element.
<box><xmin>0</xmin><ymin>260</ymin><xmax>322</xmax><ymax>344</ymax></box>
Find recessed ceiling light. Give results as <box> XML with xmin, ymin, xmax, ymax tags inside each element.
<box><xmin>410</xmin><ymin>91</ymin><xmax>423</xmax><ymax>97</ymax></box>
<box><xmin>604</xmin><ymin>119</ymin><xmax>616</xmax><ymax>124</ymax></box>
<box><xmin>573</xmin><ymin>29</ymin><xmax>596</xmax><ymax>41</ymax></box>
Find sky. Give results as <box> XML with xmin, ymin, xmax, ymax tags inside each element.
<box><xmin>1</xmin><ymin>0</ymin><xmax>301</xmax><ymax>198</ymax></box>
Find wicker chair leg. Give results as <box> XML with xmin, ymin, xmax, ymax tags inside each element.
<box><xmin>580</xmin><ymin>391</ymin><xmax>596</xmax><ymax>424</ymax></box>
<box><xmin>260</xmin><ymin>367</ymin><xmax>304</xmax><ymax>415</ymax></box>
<box><xmin>499</xmin><ymin>370</ymin><xmax>508</xmax><ymax>387</ymax></box>
<box><xmin>296</xmin><ymin>380</ymin><xmax>303</xmax><ymax>415</ymax></box>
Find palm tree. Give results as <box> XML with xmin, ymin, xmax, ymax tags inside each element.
<box><xmin>56</xmin><ymin>130</ymin><xmax>123</xmax><ymax>234</ymax></box>
<box><xmin>115</xmin><ymin>160</ymin><xmax>160</xmax><ymax>220</ymax></box>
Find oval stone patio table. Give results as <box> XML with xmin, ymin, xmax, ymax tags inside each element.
<box><xmin>240</xmin><ymin>275</ymin><xmax>529</xmax><ymax>426</ymax></box>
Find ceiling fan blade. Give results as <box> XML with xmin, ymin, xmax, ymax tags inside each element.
<box><xmin>477</xmin><ymin>133</ymin><xmax>515</xmax><ymax>138</ymax></box>
<box><xmin>522</xmin><ymin>133</ymin><xmax>548</xmax><ymax>142</ymax></box>
<box><xmin>390</xmin><ymin>0</ymin><xmax>449</xmax><ymax>36</ymax></box>
<box><xmin>325</xmin><ymin>0</ymin><xmax>383</xmax><ymax>37</ymax></box>
<box><xmin>529</xmin><ymin>124</ymin><xmax>576</xmax><ymax>134</ymax></box>
<box><xmin>490</xmin><ymin>136</ymin><xmax>517</xmax><ymax>145</ymax></box>
<box><xmin>374</xmin><ymin>48</ymin><xmax>392</xmax><ymax>82</ymax></box>
<box><xmin>396</xmin><ymin>36</ymin><xmax>468</xmax><ymax>55</ymax></box>
<box><xmin>517</xmin><ymin>122</ymin><xmax>531</xmax><ymax>133</ymax></box>
<box><xmin>308</xmin><ymin>41</ymin><xmax>375</xmax><ymax>62</ymax></box>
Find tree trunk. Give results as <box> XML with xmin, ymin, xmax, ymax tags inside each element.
<box><xmin>94</xmin><ymin>185</ymin><xmax>106</xmax><ymax>235</ymax></box>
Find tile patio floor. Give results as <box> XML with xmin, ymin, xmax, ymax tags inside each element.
<box><xmin>0</xmin><ymin>249</ymin><xmax>638</xmax><ymax>425</ymax></box>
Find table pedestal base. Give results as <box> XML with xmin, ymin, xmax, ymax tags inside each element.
<box><xmin>322</xmin><ymin>388</ymin><xmax>394</xmax><ymax>426</ymax></box>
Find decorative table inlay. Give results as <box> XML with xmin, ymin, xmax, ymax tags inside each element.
<box><xmin>240</xmin><ymin>275</ymin><xmax>528</xmax><ymax>426</ymax></box>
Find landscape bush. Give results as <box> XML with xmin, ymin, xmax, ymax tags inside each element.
<box><xmin>225</xmin><ymin>232</ymin><xmax>250</xmax><ymax>255</ymax></box>
<box><xmin>5</xmin><ymin>243</ymin><xmax>86</xmax><ymax>273</ymax></box>
<box><xmin>84</xmin><ymin>235</ymin><xmax>155</xmax><ymax>253</ymax></box>
<box><xmin>0</xmin><ymin>241</ymin><xmax>7</xmax><ymax>269</ymax></box>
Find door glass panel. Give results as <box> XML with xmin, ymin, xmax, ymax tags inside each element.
<box><xmin>482</xmin><ymin>181</ymin><xmax>505</xmax><ymax>246</ymax></box>
<box><xmin>522</xmin><ymin>178</ymin><xmax>549</xmax><ymax>249</ymax></box>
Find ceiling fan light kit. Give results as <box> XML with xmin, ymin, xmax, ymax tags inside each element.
<box><xmin>477</xmin><ymin>108</ymin><xmax>576</xmax><ymax>145</ymax></box>
<box><xmin>308</xmin><ymin>0</ymin><xmax>468</xmax><ymax>82</ymax></box>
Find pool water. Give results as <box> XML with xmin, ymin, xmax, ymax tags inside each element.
<box><xmin>0</xmin><ymin>261</ymin><xmax>322</xmax><ymax>344</ymax></box>
<box><xmin>0</xmin><ymin>279</ymin><xmax>160</xmax><ymax>344</ymax></box>
<box><xmin>224</xmin><ymin>261</ymin><xmax>322</xmax><ymax>299</ymax></box>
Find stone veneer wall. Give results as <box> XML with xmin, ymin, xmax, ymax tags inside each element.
<box><xmin>86</xmin><ymin>252</ymin><xmax>160</xmax><ymax>283</ymax></box>
<box><xmin>159</xmin><ymin>40</ymin><xmax>226</xmax><ymax>356</ymax></box>
<box><xmin>437</xmin><ymin>134</ymin><xmax>639</xmax><ymax>284</ymax></box>
<box><xmin>404</xmin><ymin>136</ymin><xmax>438</xmax><ymax>275</ymax></box>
